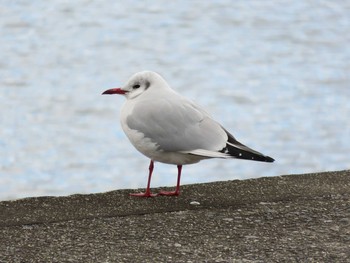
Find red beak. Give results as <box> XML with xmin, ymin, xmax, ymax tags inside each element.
<box><xmin>102</xmin><ymin>88</ymin><xmax>126</xmax><ymax>95</ymax></box>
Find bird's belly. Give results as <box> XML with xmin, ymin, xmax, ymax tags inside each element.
<box><xmin>123</xmin><ymin>128</ymin><xmax>205</xmax><ymax>165</ymax></box>
<box><xmin>152</xmin><ymin>151</ymin><xmax>205</xmax><ymax>165</ymax></box>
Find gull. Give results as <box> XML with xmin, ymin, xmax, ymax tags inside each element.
<box><xmin>102</xmin><ymin>71</ymin><xmax>274</xmax><ymax>197</ymax></box>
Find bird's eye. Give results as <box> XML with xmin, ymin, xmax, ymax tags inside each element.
<box><xmin>133</xmin><ymin>84</ymin><xmax>140</xmax><ymax>89</ymax></box>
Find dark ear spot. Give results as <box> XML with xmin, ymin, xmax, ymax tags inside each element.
<box><xmin>145</xmin><ymin>81</ymin><xmax>150</xmax><ymax>90</ymax></box>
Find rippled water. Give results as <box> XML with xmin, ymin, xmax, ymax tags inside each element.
<box><xmin>1</xmin><ymin>1</ymin><xmax>349</xmax><ymax>200</ymax></box>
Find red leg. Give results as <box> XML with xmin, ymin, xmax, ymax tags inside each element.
<box><xmin>158</xmin><ymin>165</ymin><xmax>182</xmax><ymax>196</ymax></box>
<box><xmin>130</xmin><ymin>160</ymin><xmax>157</xmax><ymax>197</ymax></box>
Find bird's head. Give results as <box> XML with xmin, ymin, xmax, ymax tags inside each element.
<box><xmin>102</xmin><ymin>71</ymin><xmax>169</xmax><ymax>100</ymax></box>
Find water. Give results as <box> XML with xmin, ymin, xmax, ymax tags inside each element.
<box><xmin>1</xmin><ymin>1</ymin><xmax>349</xmax><ymax>200</ymax></box>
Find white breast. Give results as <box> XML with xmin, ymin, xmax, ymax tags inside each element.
<box><xmin>120</xmin><ymin>100</ymin><xmax>206</xmax><ymax>165</ymax></box>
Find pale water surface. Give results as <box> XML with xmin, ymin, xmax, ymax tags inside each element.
<box><xmin>1</xmin><ymin>1</ymin><xmax>350</xmax><ymax>200</ymax></box>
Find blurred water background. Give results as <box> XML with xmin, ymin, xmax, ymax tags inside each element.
<box><xmin>1</xmin><ymin>1</ymin><xmax>349</xmax><ymax>200</ymax></box>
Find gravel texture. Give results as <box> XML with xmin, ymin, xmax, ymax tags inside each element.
<box><xmin>0</xmin><ymin>170</ymin><xmax>349</xmax><ymax>262</ymax></box>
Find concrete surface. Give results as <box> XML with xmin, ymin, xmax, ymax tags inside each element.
<box><xmin>0</xmin><ymin>170</ymin><xmax>349</xmax><ymax>262</ymax></box>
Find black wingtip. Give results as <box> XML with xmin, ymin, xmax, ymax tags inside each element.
<box><xmin>239</xmin><ymin>153</ymin><xmax>275</xmax><ymax>163</ymax></box>
<box><xmin>264</xmin><ymin>156</ymin><xmax>275</xmax><ymax>163</ymax></box>
<box><xmin>222</xmin><ymin>129</ymin><xmax>275</xmax><ymax>163</ymax></box>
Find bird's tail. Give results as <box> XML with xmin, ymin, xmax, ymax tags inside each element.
<box><xmin>221</xmin><ymin>129</ymin><xmax>275</xmax><ymax>163</ymax></box>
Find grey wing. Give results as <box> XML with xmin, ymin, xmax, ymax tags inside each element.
<box><xmin>126</xmin><ymin>98</ymin><xmax>228</xmax><ymax>153</ymax></box>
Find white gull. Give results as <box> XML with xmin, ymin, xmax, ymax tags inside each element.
<box><xmin>102</xmin><ymin>71</ymin><xmax>274</xmax><ymax>197</ymax></box>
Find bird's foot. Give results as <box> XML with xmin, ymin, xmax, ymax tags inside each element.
<box><xmin>129</xmin><ymin>191</ymin><xmax>157</xmax><ymax>197</ymax></box>
<box><xmin>157</xmin><ymin>190</ymin><xmax>180</xmax><ymax>196</ymax></box>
